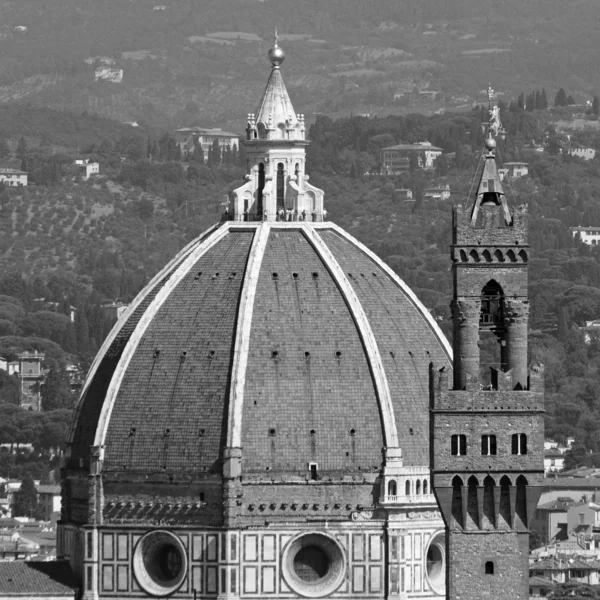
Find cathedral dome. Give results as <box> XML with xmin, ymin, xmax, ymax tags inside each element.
<box><xmin>67</xmin><ymin>221</ymin><xmax>451</xmax><ymax>484</ymax></box>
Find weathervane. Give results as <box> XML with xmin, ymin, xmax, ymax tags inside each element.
<box><xmin>486</xmin><ymin>84</ymin><xmax>506</xmax><ymax>142</ymax></box>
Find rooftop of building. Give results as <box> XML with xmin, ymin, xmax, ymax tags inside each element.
<box><xmin>0</xmin><ymin>561</ymin><xmax>75</xmax><ymax>597</ymax></box>
<box><xmin>174</xmin><ymin>127</ymin><xmax>238</xmax><ymax>137</ymax></box>
<box><xmin>0</xmin><ymin>167</ymin><xmax>26</xmax><ymax>174</ymax></box>
<box><xmin>382</xmin><ymin>142</ymin><xmax>443</xmax><ymax>152</ymax></box>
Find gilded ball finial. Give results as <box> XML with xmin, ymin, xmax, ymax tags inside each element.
<box><xmin>268</xmin><ymin>29</ymin><xmax>285</xmax><ymax>67</ymax></box>
<box><xmin>485</xmin><ymin>136</ymin><xmax>497</xmax><ymax>151</ymax></box>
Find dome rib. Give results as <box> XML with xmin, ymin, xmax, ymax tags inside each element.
<box><xmin>66</xmin><ymin>222</ymin><xmax>221</xmax><ymax>453</ymax></box>
<box><xmin>92</xmin><ymin>224</ymin><xmax>232</xmax><ymax>455</ymax></box>
<box><xmin>302</xmin><ymin>224</ymin><xmax>399</xmax><ymax>449</ymax></box>
<box><xmin>226</xmin><ymin>224</ymin><xmax>270</xmax><ymax>449</ymax></box>
<box><xmin>324</xmin><ymin>223</ymin><xmax>453</xmax><ymax>360</ymax></box>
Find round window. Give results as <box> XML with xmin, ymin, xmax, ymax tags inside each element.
<box><xmin>133</xmin><ymin>531</ymin><xmax>187</xmax><ymax>596</ymax></box>
<box><xmin>282</xmin><ymin>533</ymin><xmax>346</xmax><ymax>598</ymax></box>
<box><xmin>293</xmin><ymin>546</ymin><xmax>329</xmax><ymax>582</ymax></box>
<box><xmin>425</xmin><ymin>532</ymin><xmax>446</xmax><ymax>596</ymax></box>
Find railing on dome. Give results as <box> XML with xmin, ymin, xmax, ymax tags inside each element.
<box><xmin>382</xmin><ymin>493</ymin><xmax>437</xmax><ymax>504</ymax></box>
<box><xmin>222</xmin><ymin>210</ymin><xmax>327</xmax><ymax>222</ymax></box>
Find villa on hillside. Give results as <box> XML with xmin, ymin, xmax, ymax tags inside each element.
<box><xmin>499</xmin><ymin>161</ymin><xmax>529</xmax><ymax>181</ymax></box>
<box><xmin>0</xmin><ymin>168</ymin><xmax>27</xmax><ymax>186</ymax></box>
<box><xmin>380</xmin><ymin>141</ymin><xmax>443</xmax><ymax>173</ymax></box>
<box><xmin>174</xmin><ymin>127</ymin><xmax>239</xmax><ymax>160</ymax></box>
<box><xmin>571</xmin><ymin>227</ymin><xmax>600</xmax><ymax>246</ymax></box>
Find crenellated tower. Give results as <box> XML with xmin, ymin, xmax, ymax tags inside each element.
<box><xmin>430</xmin><ymin>91</ymin><xmax>544</xmax><ymax>600</ymax></box>
<box><xmin>232</xmin><ymin>35</ymin><xmax>324</xmax><ymax>222</ymax></box>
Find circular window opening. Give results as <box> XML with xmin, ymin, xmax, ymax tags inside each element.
<box><xmin>133</xmin><ymin>531</ymin><xmax>187</xmax><ymax>596</ymax></box>
<box><xmin>294</xmin><ymin>546</ymin><xmax>330</xmax><ymax>582</ymax></box>
<box><xmin>425</xmin><ymin>532</ymin><xmax>446</xmax><ymax>596</ymax></box>
<box><xmin>282</xmin><ymin>532</ymin><xmax>346</xmax><ymax>598</ymax></box>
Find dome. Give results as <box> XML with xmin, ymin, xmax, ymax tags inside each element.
<box><xmin>67</xmin><ymin>221</ymin><xmax>451</xmax><ymax>489</ymax></box>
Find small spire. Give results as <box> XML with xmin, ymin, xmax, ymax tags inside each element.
<box><xmin>274</xmin><ymin>28</ymin><xmax>278</xmax><ymax>47</ymax></box>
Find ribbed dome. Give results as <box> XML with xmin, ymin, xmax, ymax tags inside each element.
<box><xmin>68</xmin><ymin>221</ymin><xmax>451</xmax><ymax>483</ymax></box>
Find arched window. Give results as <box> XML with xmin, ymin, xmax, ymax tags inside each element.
<box><xmin>469</xmin><ymin>249</ymin><xmax>480</xmax><ymax>263</ymax></box>
<box><xmin>480</xmin><ymin>280</ymin><xmax>504</xmax><ymax>328</ymax></box>
<box><xmin>257</xmin><ymin>163</ymin><xmax>265</xmax><ymax>216</ymax></box>
<box><xmin>467</xmin><ymin>476</ymin><xmax>479</xmax><ymax>528</ymax></box>
<box><xmin>387</xmin><ymin>480</ymin><xmax>397</xmax><ymax>496</ymax></box>
<box><xmin>485</xmin><ymin>561</ymin><xmax>494</xmax><ymax>575</ymax></box>
<box><xmin>451</xmin><ymin>434</ymin><xmax>467</xmax><ymax>455</ymax></box>
<box><xmin>516</xmin><ymin>475</ymin><xmax>528</xmax><ymax>527</ymax></box>
<box><xmin>499</xmin><ymin>476</ymin><xmax>512</xmax><ymax>528</ymax></box>
<box><xmin>512</xmin><ymin>433</ymin><xmax>528</xmax><ymax>455</ymax></box>
<box><xmin>452</xmin><ymin>476</ymin><xmax>463</xmax><ymax>528</ymax></box>
<box><xmin>481</xmin><ymin>434</ymin><xmax>497</xmax><ymax>455</ymax></box>
<box><xmin>483</xmin><ymin>476</ymin><xmax>495</xmax><ymax>529</ymax></box>
<box><xmin>276</xmin><ymin>163</ymin><xmax>285</xmax><ymax>211</ymax></box>
<box><xmin>416</xmin><ymin>480</ymin><xmax>421</xmax><ymax>495</ymax></box>
<box><xmin>423</xmin><ymin>479</ymin><xmax>428</xmax><ymax>494</ymax></box>
<box><xmin>405</xmin><ymin>480</ymin><xmax>411</xmax><ymax>496</ymax></box>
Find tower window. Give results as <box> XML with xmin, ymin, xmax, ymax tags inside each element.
<box><xmin>485</xmin><ymin>561</ymin><xmax>494</xmax><ymax>575</ymax></box>
<box><xmin>481</xmin><ymin>434</ymin><xmax>497</xmax><ymax>455</ymax></box>
<box><xmin>512</xmin><ymin>433</ymin><xmax>527</xmax><ymax>455</ymax></box>
<box><xmin>451</xmin><ymin>434</ymin><xmax>467</xmax><ymax>456</ymax></box>
<box><xmin>387</xmin><ymin>480</ymin><xmax>397</xmax><ymax>496</ymax></box>
<box><xmin>308</xmin><ymin>462</ymin><xmax>318</xmax><ymax>481</ymax></box>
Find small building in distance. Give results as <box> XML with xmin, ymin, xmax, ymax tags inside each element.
<box><xmin>174</xmin><ymin>127</ymin><xmax>239</xmax><ymax>160</ymax></box>
<box><xmin>74</xmin><ymin>159</ymin><xmax>99</xmax><ymax>180</ymax></box>
<box><xmin>392</xmin><ymin>188</ymin><xmax>413</xmax><ymax>202</ymax></box>
<box><xmin>100</xmin><ymin>300</ymin><xmax>129</xmax><ymax>321</ymax></box>
<box><xmin>0</xmin><ymin>356</ymin><xmax>20</xmax><ymax>375</ymax></box>
<box><xmin>571</xmin><ymin>226</ymin><xmax>600</xmax><ymax>246</ymax></box>
<box><xmin>499</xmin><ymin>161</ymin><xmax>529</xmax><ymax>181</ymax></box>
<box><xmin>545</xmin><ymin>448</ymin><xmax>567</xmax><ymax>474</ymax></box>
<box><xmin>566</xmin><ymin>144</ymin><xmax>596</xmax><ymax>161</ymax></box>
<box><xmin>380</xmin><ymin>141</ymin><xmax>443</xmax><ymax>173</ymax></box>
<box><xmin>0</xmin><ymin>167</ymin><xmax>27</xmax><ymax>187</ymax></box>
<box><xmin>580</xmin><ymin>320</ymin><xmax>600</xmax><ymax>344</ymax></box>
<box><xmin>531</xmin><ymin>497</ymin><xmax>575</xmax><ymax>543</ymax></box>
<box><xmin>18</xmin><ymin>351</ymin><xmax>45</xmax><ymax>411</ymax></box>
<box><xmin>423</xmin><ymin>184</ymin><xmax>451</xmax><ymax>201</ymax></box>
<box><xmin>36</xmin><ymin>485</ymin><xmax>61</xmax><ymax>521</ymax></box>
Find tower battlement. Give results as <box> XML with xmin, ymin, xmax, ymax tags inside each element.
<box><xmin>453</xmin><ymin>204</ymin><xmax>529</xmax><ymax>246</ymax></box>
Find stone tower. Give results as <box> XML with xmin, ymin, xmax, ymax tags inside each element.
<box><xmin>231</xmin><ymin>34</ymin><xmax>324</xmax><ymax>222</ymax></box>
<box><xmin>430</xmin><ymin>129</ymin><xmax>545</xmax><ymax>598</ymax></box>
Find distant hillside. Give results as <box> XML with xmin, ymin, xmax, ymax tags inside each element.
<box><xmin>0</xmin><ymin>0</ymin><xmax>598</xmax><ymax>129</ymax></box>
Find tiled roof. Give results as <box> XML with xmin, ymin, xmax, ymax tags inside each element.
<box><xmin>0</xmin><ymin>561</ymin><xmax>75</xmax><ymax>596</ymax></box>
<box><xmin>529</xmin><ymin>575</ymin><xmax>554</xmax><ymax>588</ymax></box>
<box><xmin>537</xmin><ymin>499</ymin><xmax>575</xmax><ymax>511</ymax></box>
<box><xmin>382</xmin><ymin>143</ymin><xmax>443</xmax><ymax>151</ymax></box>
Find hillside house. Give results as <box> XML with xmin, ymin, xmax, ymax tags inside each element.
<box><xmin>571</xmin><ymin>227</ymin><xmax>600</xmax><ymax>246</ymax></box>
<box><xmin>0</xmin><ymin>168</ymin><xmax>27</xmax><ymax>186</ymax></box>
<box><xmin>532</xmin><ymin>498</ymin><xmax>575</xmax><ymax>543</ymax></box>
<box><xmin>380</xmin><ymin>141</ymin><xmax>443</xmax><ymax>173</ymax></box>
<box><xmin>499</xmin><ymin>161</ymin><xmax>529</xmax><ymax>181</ymax></box>
<box><xmin>74</xmin><ymin>159</ymin><xmax>99</xmax><ymax>180</ymax></box>
<box><xmin>100</xmin><ymin>301</ymin><xmax>129</xmax><ymax>321</ymax></box>
<box><xmin>0</xmin><ymin>357</ymin><xmax>20</xmax><ymax>375</ymax></box>
<box><xmin>392</xmin><ymin>188</ymin><xmax>413</xmax><ymax>202</ymax></box>
<box><xmin>423</xmin><ymin>184</ymin><xmax>451</xmax><ymax>201</ymax></box>
<box><xmin>174</xmin><ymin>127</ymin><xmax>239</xmax><ymax>160</ymax></box>
<box><xmin>566</xmin><ymin>144</ymin><xmax>596</xmax><ymax>161</ymax></box>
<box><xmin>529</xmin><ymin>556</ymin><xmax>600</xmax><ymax>586</ymax></box>
<box><xmin>545</xmin><ymin>448</ymin><xmax>566</xmax><ymax>474</ymax></box>
<box><xmin>18</xmin><ymin>351</ymin><xmax>45</xmax><ymax>411</ymax></box>
<box><xmin>36</xmin><ymin>485</ymin><xmax>61</xmax><ymax>521</ymax></box>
